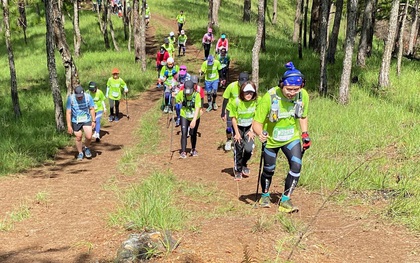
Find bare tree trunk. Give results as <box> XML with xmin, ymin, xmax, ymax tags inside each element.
<box><xmin>44</xmin><ymin>0</ymin><xmax>65</xmax><ymax>131</ymax></box>
<box><xmin>252</xmin><ymin>0</ymin><xmax>265</xmax><ymax>90</ymax></box>
<box><xmin>356</xmin><ymin>0</ymin><xmax>375</xmax><ymax>67</ymax></box>
<box><xmin>73</xmin><ymin>0</ymin><xmax>81</xmax><ymax>57</ymax></box>
<box><xmin>319</xmin><ymin>0</ymin><xmax>329</xmax><ymax>96</ymax></box>
<box><xmin>298</xmin><ymin>0</ymin><xmax>304</xmax><ymax>58</ymax></box>
<box><xmin>128</xmin><ymin>2</ymin><xmax>133</xmax><ymax>51</ymax></box>
<box><xmin>133</xmin><ymin>0</ymin><xmax>141</xmax><ymax>62</ymax></box>
<box><xmin>408</xmin><ymin>0</ymin><xmax>419</xmax><ymax>56</ymax></box>
<box><xmin>123</xmin><ymin>0</ymin><xmax>128</xmax><ymax>40</ymax></box>
<box><xmin>327</xmin><ymin>0</ymin><xmax>343</xmax><ymax>64</ymax></box>
<box><xmin>213</xmin><ymin>0</ymin><xmax>220</xmax><ymax>27</ymax></box>
<box><xmin>96</xmin><ymin>1</ymin><xmax>104</xmax><ymax>33</ymax></box>
<box><xmin>378</xmin><ymin>0</ymin><xmax>400</xmax><ymax>88</ymax></box>
<box><xmin>309</xmin><ymin>0</ymin><xmax>321</xmax><ymax>51</ymax></box>
<box><xmin>208</xmin><ymin>0</ymin><xmax>214</xmax><ymax>27</ymax></box>
<box><xmin>397</xmin><ymin>1</ymin><xmax>409</xmax><ymax>75</ymax></box>
<box><xmin>108</xmin><ymin>6</ymin><xmax>119</xmax><ymax>51</ymax></box>
<box><xmin>303</xmin><ymin>0</ymin><xmax>309</xmax><ymax>47</ymax></box>
<box><xmin>261</xmin><ymin>0</ymin><xmax>267</xmax><ymax>51</ymax></box>
<box><xmin>17</xmin><ymin>0</ymin><xmax>27</xmax><ymax>44</ymax></box>
<box><xmin>2</xmin><ymin>0</ymin><xmax>22</xmax><ymax>118</ymax></box>
<box><xmin>293</xmin><ymin>0</ymin><xmax>304</xmax><ymax>43</ymax></box>
<box><xmin>243</xmin><ymin>0</ymin><xmax>251</xmax><ymax>22</ymax></box>
<box><xmin>140</xmin><ymin>0</ymin><xmax>146</xmax><ymax>71</ymax></box>
<box><xmin>272</xmin><ymin>0</ymin><xmax>278</xmax><ymax>24</ymax></box>
<box><xmin>339</xmin><ymin>0</ymin><xmax>358</xmax><ymax>105</ymax></box>
<box><xmin>102</xmin><ymin>2</ymin><xmax>110</xmax><ymax>49</ymax></box>
<box><xmin>52</xmin><ymin>0</ymin><xmax>79</xmax><ymax>96</ymax></box>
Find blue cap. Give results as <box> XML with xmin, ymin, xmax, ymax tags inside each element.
<box><xmin>282</xmin><ymin>62</ymin><xmax>303</xmax><ymax>86</ymax></box>
<box><xmin>207</xmin><ymin>55</ymin><xmax>214</xmax><ymax>65</ymax></box>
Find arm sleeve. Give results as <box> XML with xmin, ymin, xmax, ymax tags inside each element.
<box><xmin>221</xmin><ymin>98</ymin><xmax>229</xmax><ymax>116</ymax></box>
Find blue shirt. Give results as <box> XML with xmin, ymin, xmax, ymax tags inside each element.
<box><xmin>66</xmin><ymin>94</ymin><xmax>95</xmax><ymax>124</ymax></box>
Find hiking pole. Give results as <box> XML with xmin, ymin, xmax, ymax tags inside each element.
<box><xmin>169</xmin><ymin>97</ymin><xmax>175</xmax><ymax>159</ymax></box>
<box><xmin>253</xmin><ymin>131</ymin><xmax>268</xmax><ymax>208</ymax></box>
<box><xmin>125</xmin><ymin>93</ymin><xmax>130</xmax><ymax>120</ymax></box>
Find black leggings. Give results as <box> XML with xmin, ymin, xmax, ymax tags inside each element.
<box><xmin>261</xmin><ymin>139</ymin><xmax>303</xmax><ymax>196</ymax></box>
<box><xmin>180</xmin><ymin>117</ymin><xmax>201</xmax><ymax>152</ymax></box>
<box><xmin>233</xmin><ymin>125</ymin><xmax>254</xmax><ymax>173</ymax></box>
<box><xmin>109</xmin><ymin>99</ymin><xmax>120</xmax><ymax>116</ymax></box>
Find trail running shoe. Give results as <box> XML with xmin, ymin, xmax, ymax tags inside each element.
<box><xmin>108</xmin><ymin>115</ymin><xmax>114</xmax><ymax>122</ymax></box>
<box><xmin>234</xmin><ymin>171</ymin><xmax>242</xmax><ymax>181</ymax></box>
<box><xmin>278</xmin><ymin>199</ymin><xmax>299</xmax><ymax>213</ymax></box>
<box><xmin>213</xmin><ymin>103</ymin><xmax>218</xmax><ymax>110</ymax></box>
<box><xmin>224</xmin><ymin>140</ymin><xmax>232</xmax><ymax>151</ymax></box>
<box><xmin>163</xmin><ymin>106</ymin><xmax>169</xmax><ymax>113</ymax></box>
<box><xmin>242</xmin><ymin>167</ymin><xmax>250</xmax><ymax>176</ymax></box>
<box><xmin>84</xmin><ymin>147</ymin><xmax>92</xmax><ymax>158</ymax></box>
<box><xmin>179</xmin><ymin>152</ymin><xmax>187</xmax><ymax>159</ymax></box>
<box><xmin>206</xmin><ymin>104</ymin><xmax>213</xmax><ymax>112</ymax></box>
<box><xmin>259</xmin><ymin>194</ymin><xmax>271</xmax><ymax>208</ymax></box>
<box><xmin>175</xmin><ymin>118</ymin><xmax>180</xmax><ymax>127</ymax></box>
<box><xmin>76</xmin><ymin>152</ymin><xmax>84</xmax><ymax>161</ymax></box>
<box><xmin>190</xmin><ymin>149</ymin><xmax>198</xmax><ymax>157</ymax></box>
<box><xmin>114</xmin><ymin>116</ymin><xmax>119</xmax><ymax>122</ymax></box>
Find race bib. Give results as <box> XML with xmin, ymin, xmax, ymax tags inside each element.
<box><xmin>186</xmin><ymin>110</ymin><xmax>194</xmax><ymax>119</ymax></box>
<box><xmin>112</xmin><ymin>91</ymin><xmax>119</xmax><ymax>97</ymax></box>
<box><xmin>238</xmin><ymin>117</ymin><xmax>252</xmax><ymax>127</ymax></box>
<box><xmin>94</xmin><ymin>104</ymin><xmax>98</xmax><ymax>109</ymax></box>
<box><xmin>208</xmin><ymin>73</ymin><xmax>216</xmax><ymax>79</ymax></box>
<box><xmin>77</xmin><ymin>114</ymin><xmax>88</xmax><ymax>123</ymax></box>
<box><xmin>272</xmin><ymin>126</ymin><xmax>294</xmax><ymax>142</ymax></box>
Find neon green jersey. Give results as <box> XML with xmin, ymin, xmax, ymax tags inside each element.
<box><xmin>178</xmin><ymin>35</ymin><xmax>187</xmax><ymax>45</ymax></box>
<box><xmin>200</xmin><ymin>60</ymin><xmax>222</xmax><ymax>81</ymax></box>
<box><xmin>227</xmin><ymin>97</ymin><xmax>259</xmax><ymax>127</ymax></box>
<box><xmin>253</xmin><ymin>87</ymin><xmax>309</xmax><ymax>148</ymax></box>
<box><xmin>175</xmin><ymin>91</ymin><xmax>202</xmax><ymax>120</ymax></box>
<box><xmin>107</xmin><ymin>77</ymin><xmax>127</xmax><ymax>101</ymax></box>
<box><xmin>222</xmin><ymin>81</ymin><xmax>240</xmax><ymax>100</ymax></box>
<box><xmin>89</xmin><ymin>89</ymin><xmax>106</xmax><ymax>112</ymax></box>
<box><xmin>176</xmin><ymin>14</ymin><xmax>185</xmax><ymax>23</ymax></box>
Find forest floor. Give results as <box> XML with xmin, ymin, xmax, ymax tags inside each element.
<box><xmin>1</xmin><ymin>13</ymin><xmax>420</xmax><ymax>263</ymax></box>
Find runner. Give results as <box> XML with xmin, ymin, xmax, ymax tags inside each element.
<box><xmin>168</xmin><ymin>31</ymin><xmax>176</xmax><ymax>47</ymax></box>
<box><xmin>156</xmin><ymin>46</ymin><xmax>170</xmax><ymax>79</ymax></box>
<box><xmin>88</xmin><ymin>81</ymin><xmax>107</xmax><ymax>142</ymax></box>
<box><xmin>175</xmin><ymin>80</ymin><xmax>202</xmax><ymax>159</ymax></box>
<box><xmin>202</xmin><ymin>27</ymin><xmax>214</xmax><ymax>61</ymax></box>
<box><xmin>66</xmin><ymin>85</ymin><xmax>96</xmax><ymax>161</ymax></box>
<box><xmin>221</xmin><ymin>72</ymin><xmax>249</xmax><ymax>151</ymax></box>
<box><xmin>227</xmin><ymin>81</ymin><xmax>258</xmax><ymax>180</ymax></box>
<box><xmin>106</xmin><ymin>68</ymin><xmax>128</xmax><ymax>122</ymax></box>
<box><xmin>178</xmin><ymin>30</ymin><xmax>188</xmax><ymax>56</ymax></box>
<box><xmin>252</xmin><ymin>61</ymin><xmax>311</xmax><ymax>213</ymax></box>
<box><xmin>217</xmin><ymin>47</ymin><xmax>230</xmax><ymax>89</ymax></box>
<box><xmin>176</xmin><ymin>10</ymin><xmax>186</xmax><ymax>34</ymax></box>
<box><xmin>162</xmin><ymin>38</ymin><xmax>175</xmax><ymax>58</ymax></box>
<box><xmin>158</xmin><ymin>57</ymin><xmax>179</xmax><ymax>113</ymax></box>
<box><xmin>215</xmin><ymin>33</ymin><xmax>229</xmax><ymax>54</ymax></box>
<box><xmin>200</xmin><ymin>55</ymin><xmax>222</xmax><ymax>112</ymax></box>
<box><xmin>174</xmin><ymin>65</ymin><xmax>191</xmax><ymax>126</ymax></box>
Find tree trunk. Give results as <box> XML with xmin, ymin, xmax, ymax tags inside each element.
<box><xmin>356</xmin><ymin>0</ymin><xmax>375</xmax><ymax>67</ymax></box>
<box><xmin>133</xmin><ymin>0</ymin><xmax>141</xmax><ymax>62</ymax></box>
<box><xmin>272</xmin><ymin>0</ymin><xmax>278</xmax><ymax>24</ymax></box>
<box><xmin>3</xmin><ymin>0</ymin><xmax>22</xmax><ymax>118</ymax></box>
<box><xmin>140</xmin><ymin>0</ymin><xmax>146</xmax><ymax>71</ymax></box>
<box><xmin>261</xmin><ymin>0</ymin><xmax>267</xmax><ymax>51</ymax></box>
<box><xmin>108</xmin><ymin>6</ymin><xmax>120</xmax><ymax>51</ymax></box>
<box><xmin>408</xmin><ymin>0</ymin><xmax>419</xmax><ymax>56</ymax></box>
<box><xmin>298</xmin><ymin>0</ymin><xmax>304</xmax><ymax>58</ymax></box>
<box><xmin>73</xmin><ymin>0</ymin><xmax>81</xmax><ymax>57</ymax></box>
<box><xmin>397</xmin><ymin>1</ymin><xmax>409</xmax><ymax>75</ymax></box>
<box><xmin>96</xmin><ymin>0</ymin><xmax>104</xmax><ymax>34</ymax></box>
<box><xmin>127</xmin><ymin>2</ymin><xmax>133</xmax><ymax>51</ymax></box>
<box><xmin>102</xmin><ymin>2</ymin><xmax>110</xmax><ymax>49</ymax></box>
<box><xmin>338</xmin><ymin>0</ymin><xmax>358</xmax><ymax>105</ymax></box>
<box><xmin>243</xmin><ymin>0</ymin><xmax>251</xmax><ymax>22</ymax></box>
<box><xmin>303</xmin><ymin>0</ymin><xmax>309</xmax><ymax>47</ymax></box>
<box><xmin>319</xmin><ymin>0</ymin><xmax>330</xmax><ymax>96</ymax></box>
<box><xmin>17</xmin><ymin>0</ymin><xmax>27</xmax><ymax>44</ymax></box>
<box><xmin>44</xmin><ymin>0</ymin><xmax>65</xmax><ymax>131</ymax></box>
<box><xmin>52</xmin><ymin>0</ymin><xmax>79</xmax><ymax>96</ymax></box>
<box><xmin>208</xmin><ymin>0</ymin><xmax>214</xmax><ymax>27</ymax></box>
<box><xmin>213</xmin><ymin>0</ymin><xmax>220</xmax><ymax>27</ymax></box>
<box><xmin>293</xmin><ymin>0</ymin><xmax>304</xmax><ymax>43</ymax></box>
<box><xmin>252</xmin><ymin>0</ymin><xmax>265</xmax><ymax>90</ymax></box>
<box><xmin>378</xmin><ymin>0</ymin><xmax>400</xmax><ymax>88</ymax></box>
<box><xmin>309</xmin><ymin>0</ymin><xmax>321</xmax><ymax>51</ymax></box>
<box><xmin>366</xmin><ymin>0</ymin><xmax>379</xmax><ymax>57</ymax></box>
<box><xmin>327</xmin><ymin>0</ymin><xmax>343</xmax><ymax>64</ymax></box>
<box><xmin>123</xmin><ymin>0</ymin><xmax>128</xmax><ymax>40</ymax></box>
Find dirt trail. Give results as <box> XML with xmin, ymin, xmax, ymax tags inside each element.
<box><xmin>1</xmin><ymin>13</ymin><xmax>420</xmax><ymax>263</ymax></box>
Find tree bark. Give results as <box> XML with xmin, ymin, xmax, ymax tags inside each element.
<box><xmin>397</xmin><ymin>1</ymin><xmax>409</xmax><ymax>75</ymax></box>
<box><xmin>3</xmin><ymin>0</ymin><xmax>22</xmax><ymax>118</ymax></box>
<box><xmin>52</xmin><ymin>0</ymin><xmax>79</xmax><ymax>96</ymax></box>
<box><xmin>108</xmin><ymin>5</ymin><xmax>119</xmax><ymax>51</ymax></box>
<box><xmin>212</xmin><ymin>0</ymin><xmax>220</xmax><ymax>27</ymax></box>
<box><xmin>356</xmin><ymin>0</ymin><xmax>375</xmax><ymax>67</ymax></box>
<box><xmin>261</xmin><ymin>0</ymin><xmax>267</xmax><ymax>51</ymax></box>
<box><xmin>140</xmin><ymin>0</ymin><xmax>146</xmax><ymax>71</ymax></box>
<box><xmin>309</xmin><ymin>0</ymin><xmax>321</xmax><ymax>51</ymax></box>
<box><xmin>208</xmin><ymin>0</ymin><xmax>214</xmax><ymax>27</ymax></box>
<box><xmin>408</xmin><ymin>0</ymin><xmax>419</xmax><ymax>56</ymax></box>
<box><xmin>44</xmin><ymin>0</ymin><xmax>65</xmax><ymax>131</ymax></box>
<box><xmin>293</xmin><ymin>0</ymin><xmax>304</xmax><ymax>43</ymax></box>
<box><xmin>252</xmin><ymin>0</ymin><xmax>265</xmax><ymax>90</ymax></box>
<box><xmin>272</xmin><ymin>0</ymin><xmax>278</xmax><ymax>24</ymax></box>
<box><xmin>327</xmin><ymin>0</ymin><xmax>343</xmax><ymax>64</ymax></box>
<box><xmin>303</xmin><ymin>0</ymin><xmax>309</xmax><ymax>47</ymax></box>
<box><xmin>128</xmin><ymin>1</ymin><xmax>133</xmax><ymax>51</ymax></box>
<box><xmin>17</xmin><ymin>0</ymin><xmax>27</xmax><ymax>44</ymax></box>
<box><xmin>339</xmin><ymin>0</ymin><xmax>358</xmax><ymax>105</ymax></box>
<box><xmin>378</xmin><ymin>0</ymin><xmax>400</xmax><ymax>88</ymax></box>
<box><xmin>123</xmin><ymin>0</ymin><xmax>128</xmax><ymax>40</ymax></box>
<box><xmin>319</xmin><ymin>0</ymin><xmax>329</xmax><ymax>96</ymax></box>
<box><xmin>243</xmin><ymin>0</ymin><xmax>251</xmax><ymax>22</ymax></box>
<box><xmin>133</xmin><ymin>0</ymin><xmax>141</xmax><ymax>62</ymax></box>
<box><xmin>102</xmin><ymin>2</ymin><xmax>110</xmax><ymax>49</ymax></box>
<box><xmin>73</xmin><ymin>0</ymin><xmax>81</xmax><ymax>57</ymax></box>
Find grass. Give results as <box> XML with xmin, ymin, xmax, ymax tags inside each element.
<box><xmin>0</xmin><ymin>202</ymin><xmax>31</xmax><ymax>231</ymax></box>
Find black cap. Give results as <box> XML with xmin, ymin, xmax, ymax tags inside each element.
<box><xmin>74</xmin><ymin>86</ymin><xmax>84</xmax><ymax>98</ymax></box>
<box><xmin>88</xmin><ymin>81</ymin><xmax>97</xmax><ymax>91</ymax></box>
<box><xmin>184</xmin><ymin>80</ymin><xmax>194</xmax><ymax>95</ymax></box>
<box><xmin>190</xmin><ymin>75</ymin><xmax>199</xmax><ymax>84</ymax></box>
<box><xmin>238</xmin><ymin>72</ymin><xmax>249</xmax><ymax>86</ymax></box>
<box><xmin>164</xmin><ymin>38</ymin><xmax>169</xmax><ymax>44</ymax></box>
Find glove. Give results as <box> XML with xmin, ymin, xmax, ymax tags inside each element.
<box><xmin>302</xmin><ymin>132</ymin><xmax>311</xmax><ymax>151</ymax></box>
<box><xmin>105</xmin><ymin>87</ymin><xmax>109</xmax><ymax>98</ymax></box>
<box><xmin>124</xmin><ymin>87</ymin><xmax>128</xmax><ymax>93</ymax></box>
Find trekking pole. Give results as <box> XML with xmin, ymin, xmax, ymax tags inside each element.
<box><xmin>169</xmin><ymin>96</ymin><xmax>175</xmax><ymax>158</ymax></box>
<box><xmin>125</xmin><ymin>93</ymin><xmax>130</xmax><ymax>120</ymax></box>
<box><xmin>253</xmin><ymin>131</ymin><xmax>268</xmax><ymax>208</ymax></box>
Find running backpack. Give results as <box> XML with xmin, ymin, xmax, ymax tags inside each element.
<box><xmin>267</xmin><ymin>88</ymin><xmax>303</xmax><ymax>122</ymax></box>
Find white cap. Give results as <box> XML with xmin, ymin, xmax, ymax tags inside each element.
<box><xmin>243</xmin><ymin>84</ymin><xmax>255</xmax><ymax>93</ymax></box>
<box><xmin>169</xmin><ymin>32</ymin><xmax>174</xmax><ymax>36</ymax></box>
<box><xmin>181</xmin><ymin>30</ymin><xmax>185</xmax><ymax>34</ymax></box>
<box><xmin>167</xmin><ymin>57</ymin><xmax>174</xmax><ymax>64</ymax></box>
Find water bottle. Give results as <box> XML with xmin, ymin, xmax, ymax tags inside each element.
<box><xmin>269</xmin><ymin>99</ymin><xmax>279</xmax><ymax>122</ymax></box>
